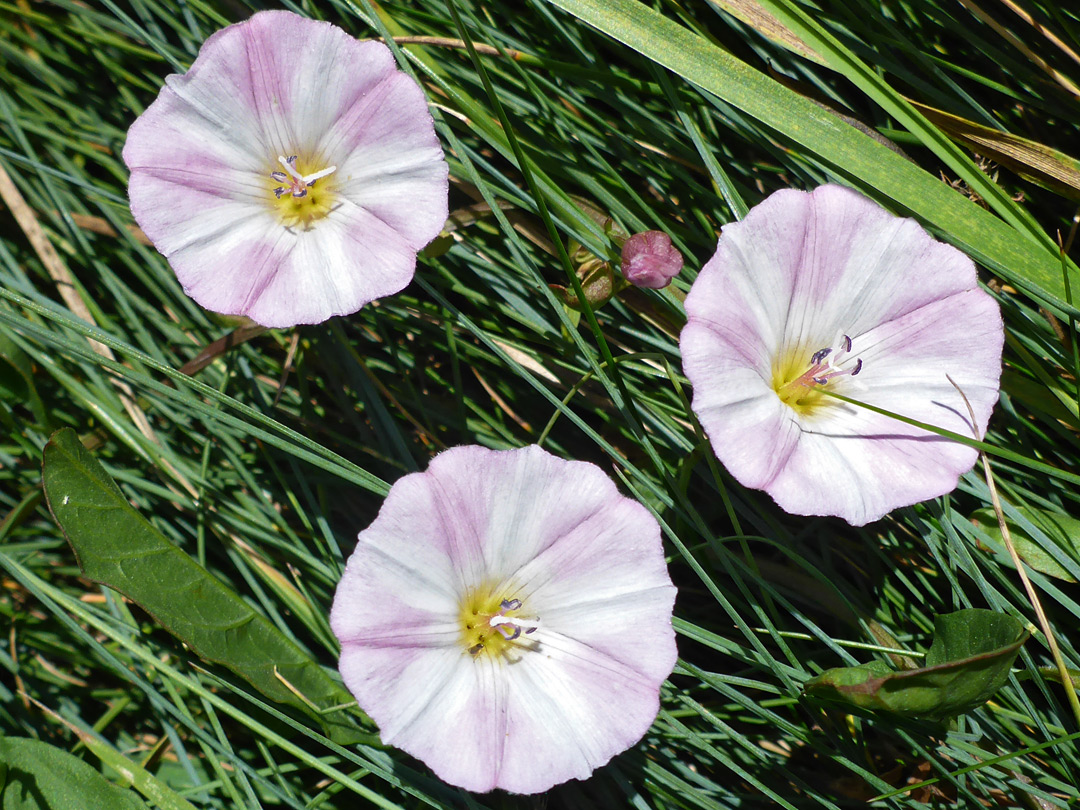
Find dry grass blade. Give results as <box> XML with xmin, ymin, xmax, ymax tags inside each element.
<box><xmin>911</xmin><ymin>101</ymin><xmax>1080</xmax><ymax>198</ymax></box>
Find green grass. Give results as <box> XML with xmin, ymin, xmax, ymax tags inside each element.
<box><xmin>2</xmin><ymin>0</ymin><xmax>1080</xmax><ymax>807</ymax></box>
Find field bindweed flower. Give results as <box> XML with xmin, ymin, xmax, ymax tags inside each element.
<box><xmin>681</xmin><ymin>184</ymin><xmax>1003</xmax><ymax>526</ymax></box>
<box><xmin>330</xmin><ymin>445</ymin><xmax>677</xmax><ymax>793</ymax></box>
<box><xmin>621</xmin><ymin>230</ymin><xmax>684</xmax><ymax>289</ymax></box>
<box><xmin>123</xmin><ymin>11</ymin><xmax>448</xmax><ymax>328</ymax></box>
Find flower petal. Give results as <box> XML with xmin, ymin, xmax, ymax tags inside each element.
<box><xmin>243</xmin><ymin>13</ymin><xmax>400</xmax><ymax>154</ymax></box>
<box><xmin>422</xmin><ymin>445</ymin><xmax>641</xmax><ymax>586</ymax></box>
<box><xmin>496</xmin><ymin>632</ymin><xmax>667</xmax><ymax>794</ymax></box>
<box><xmin>324</xmin><ymin>72</ymin><xmax>449</xmax><ymax>248</ymax></box>
<box><xmin>685</xmin><ymin>193</ymin><xmax>807</xmax><ymax>358</ymax></box>
<box><xmin>338</xmin><ymin>645</ymin><xmax>507</xmax><ymax>793</ymax></box>
<box><xmin>162</xmin><ymin>197</ymin><xmax>422</xmax><ymax>328</ymax></box>
<box><xmin>783</xmin><ymin>185</ymin><xmax>979</xmax><ymax>345</ymax></box>
<box><xmin>680</xmin><ymin>319</ymin><xmax>801</xmax><ymax>488</ymax></box>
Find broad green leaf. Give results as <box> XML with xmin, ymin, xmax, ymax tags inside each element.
<box><xmin>41</xmin><ymin>428</ymin><xmax>364</xmax><ymax>745</ymax></box>
<box><xmin>0</xmin><ymin>332</ymin><xmax>49</xmax><ymax>428</ymax></box>
<box><xmin>803</xmin><ymin>610</ymin><xmax>1028</xmax><ymax>720</ymax></box>
<box><xmin>541</xmin><ymin>0</ymin><xmax>1080</xmax><ymax>315</ymax></box>
<box><xmin>972</xmin><ymin>507</ymin><xmax>1080</xmax><ymax>582</ymax></box>
<box><xmin>0</xmin><ymin>737</ymin><xmax>144</xmax><ymax>810</ymax></box>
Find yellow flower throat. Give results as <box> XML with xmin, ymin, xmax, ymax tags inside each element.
<box><xmin>268</xmin><ymin>154</ymin><xmax>336</xmax><ymax>228</ymax></box>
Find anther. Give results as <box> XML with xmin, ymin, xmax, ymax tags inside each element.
<box><xmin>851</xmin><ymin>358</ymin><xmax>863</xmax><ymax>376</ymax></box>
<box><xmin>841</xmin><ymin>334</ymin><xmax>852</xmax><ymax>352</ymax></box>
<box><xmin>500</xmin><ymin>598</ymin><xmax>522</xmax><ymax>611</ymax></box>
<box><xmin>811</xmin><ymin>347</ymin><xmax>832</xmax><ymax>365</ymax></box>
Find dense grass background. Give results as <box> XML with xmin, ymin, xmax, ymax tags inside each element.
<box><xmin>2</xmin><ymin>0</ymin><xmax>1080</xmax><ymax>807</ymax></box>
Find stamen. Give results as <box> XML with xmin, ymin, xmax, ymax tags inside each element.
<box><xmin>490</xmin><ymin>615</ymin><xmax>541</xmax><ymax>635</ymax></box>
<box><xmin>278</xmin><ymin>155</ymin><xmax>303</xmax><ymax>180</ymax></box>
<box><xmin>495</xmin><ymin>622</ymin><xmax>522</xmax><ymax>641</ymax></box>
<box><xmin>775</xmin><ymin>332</ymin><xmax>866</xmax><ymax>408</ymax></box>
<box><xmin>461</xmin><ymin>588</ymin><xmax>541</xmax><ymax>658</ymax></box>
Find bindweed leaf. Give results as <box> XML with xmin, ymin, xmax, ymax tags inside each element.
<box><xmin>0</xmin><ymin>737</ymin><xmax>144</xmax><ymax>810</ymax></box>
<box><xmin>803</xmin><ymin>609</ymin><xmax>1028</xmax><ymax>720</ymax></box>
<box><xmin>41</xmin><ymin>428</ymin><xmax>364</xmax><ymax>745</ymax></box>
<box><xmin>972</xmin><ymin>507</ymin><xmax>1080</xmax><ymax>582</ymax></box>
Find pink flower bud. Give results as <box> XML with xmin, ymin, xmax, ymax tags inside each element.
<box><xmin>620</xmin><ymin>230</ymin><xmax>683</xmax><ymax>289</ymax></box>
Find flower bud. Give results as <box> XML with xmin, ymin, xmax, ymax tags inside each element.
<box><xmin>620</xmin><ymin>231</ymin><xmax>683</xmax><ymax>289</ymax></box>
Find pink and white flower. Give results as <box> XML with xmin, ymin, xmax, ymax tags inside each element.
<box><xmin>680</xmin><ymin>184</ymin><xmax>1003</xmax><ymax>526</ymax></box>
<box><xmin>330</xmin><ymin>445</ymin><xmax>677</xmax><ymax>794</ymax></box>
<box><xmin>123</xmin><ymin>11</ymin><xmax>448</xmax><ymax>328</ymax></box>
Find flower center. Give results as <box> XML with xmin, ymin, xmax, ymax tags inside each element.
<box><xmin>459</xmin><ymin>585</ymin><xmax>540</xmax><ymax>660</ymax></box>
<box><xmin>268</xmin><ymin>154</ymin><xmax>337</xmax><ymax>229</ymax></box>
<box><xmin>772</xmin><ymin>333</ymin><xmax>864</xmax><ymax>414</ymax></box>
